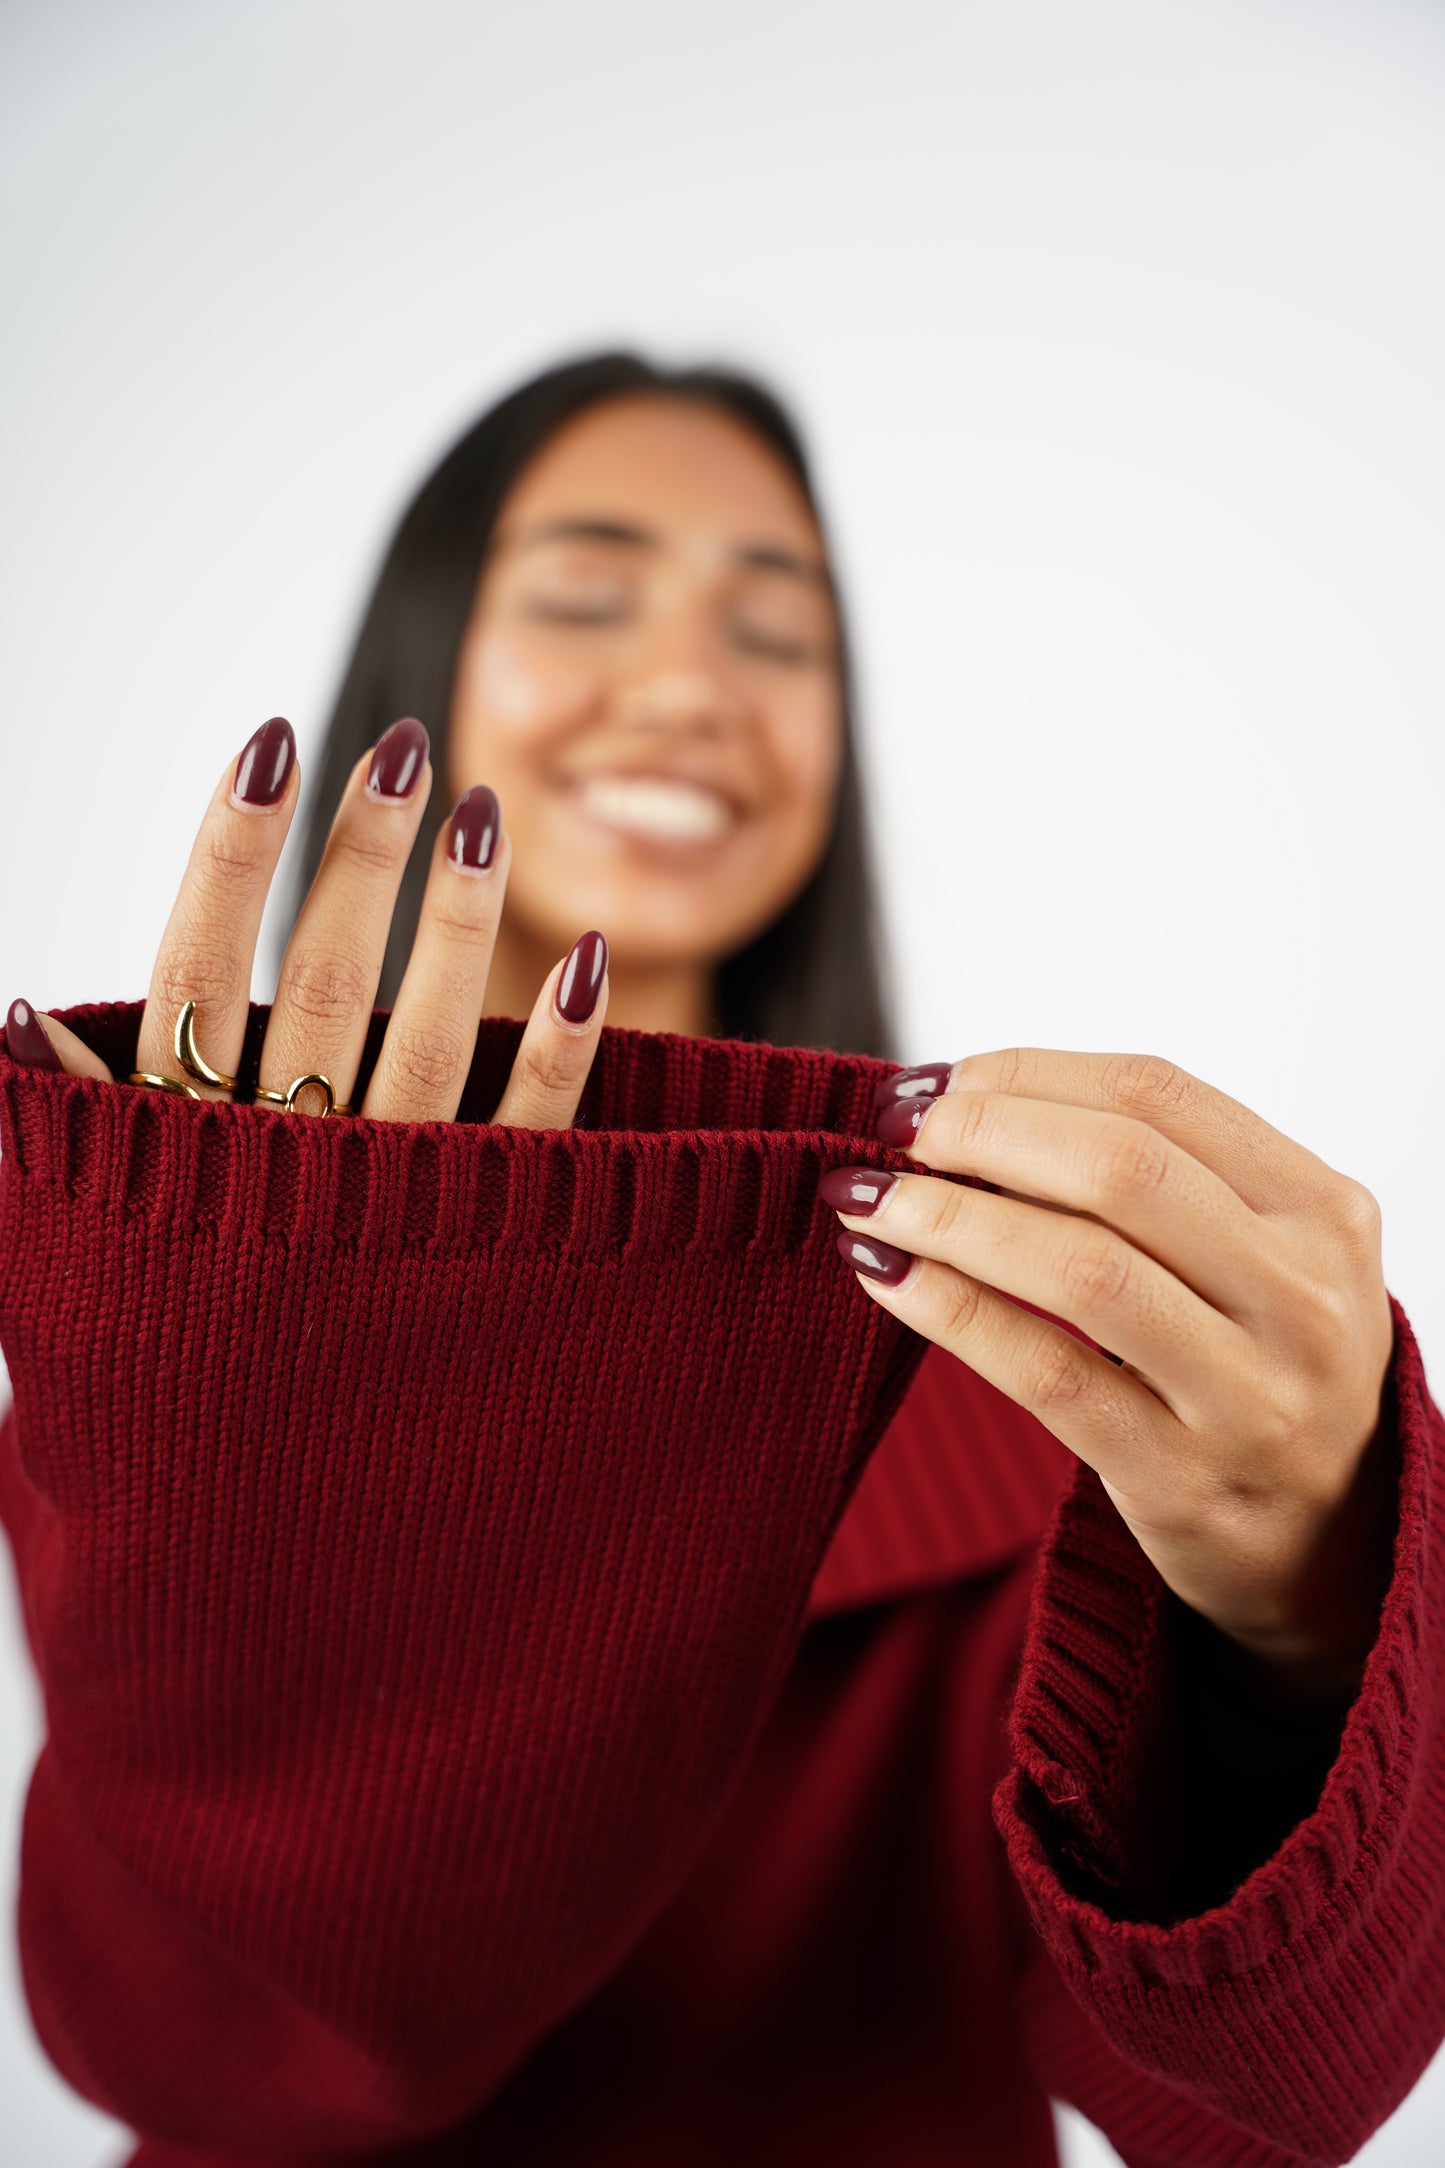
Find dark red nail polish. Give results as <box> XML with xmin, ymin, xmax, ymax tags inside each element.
<box><xmin>6</xmin><ymin>999</ymin><xmax>63</xmax><ymax>1071</ymax></box>
<box><xmin>367</xmin><ymin>717</ymin><xmax>429</xmax><ymax>799</ymax></box>
<box><xmin>234</xmin><ymin>716</ymin><xmax>296</xmax><ymax>807</ymax></box>
<box><xmin>819</xmin><ymin>1165</ymin><xmax>898</xmax><ymax>1218</ymax></box>
<box><xmin>448</xmin><ymin>785</ymin><xmax>501</xmax><ymax>870</ymax></box>
<box><xmin>872</xmin><ymin>1061</ymin><xmax>953</xmax><ymax>1109</ymax></box>
<box><xmin>556</xmin><ymin>930</ymin><xmax>607</xmax><ymax>1024</ymax></box>
<box><xmin>836</xmin><ymin>1227</ymin><xmax>915</xmax><ymax>1286</ymax></box>
<box><xmin>875</xmin><ymin>1096</ymin><xmax>937</xmax><ymax>1147</ymax></box>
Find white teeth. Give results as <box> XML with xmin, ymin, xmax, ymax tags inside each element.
<box><xmin>576</xmin><ymin>775</ymin><xmax>734</xmax><ymax>842</ymax></box>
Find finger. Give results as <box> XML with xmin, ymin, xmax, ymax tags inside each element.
<box><xmin>136</xmin><ymin>717</ymin><xmax>299</xmax><ymax>1098</ymax></box>
<box><xmin>361</xmin><ymin>786</ymin><xmax>509</xmax><ymax>1124</ymax></box>
<box><xmin>824</xmin><ymin>1164</ymin><xmax>1229</xmax><ymax>1414</ymax></box>
<box><xmin>260</xmin><ymin>718</ymin><xmax>431</xmax><ymax>1116</ymax></box>
<box><xmin>881</xmin><ymin>1086</ymin><xmax>1266</xmax><ymax>1322</ymax></box>
<box><xmin>883</xmin><ymin>1049</ymin><xmax>1335</xmax><ymax>1219</ymax></box>
<box><xmin>488</xmin><ymin>930</ymin><xmax>608</xmax><ymax>1132</ymax></box>
<box><xmin>5</xmin><ymin>1000</ymin><xmax>114</xmax><ymax>1082</ymax></box>
<box><xmin>834</xmin><ymin>1235</ymin><xmax>1172</xmax><ymax>1499</ymax></box>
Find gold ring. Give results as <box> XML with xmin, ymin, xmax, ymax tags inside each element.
<box><xmin>175</xmin><ymin>1000</ymin><xmax>241</xmax><ymax>1093</ymax></box>
<box><xmin>251</xmin><ymin>1074</ymin><xmax>356</xmax><ymax>1119</ymax></box>
<box><xmin>127</xmin><ymin>1070</ymin><xmax>204</xmax><ymax>1100</ymax></box>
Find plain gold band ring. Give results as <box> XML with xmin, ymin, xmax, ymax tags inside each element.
<box><xmin>127</xmin><ymin>1069</ymin><xmax>204</xmax><ymax>1100</ymax></box>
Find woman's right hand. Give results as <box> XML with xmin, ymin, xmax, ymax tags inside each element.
<box><xmin>5</xmin><ymin>714</ymin><xmax>609</xmax><ymax>1127</ymax></box>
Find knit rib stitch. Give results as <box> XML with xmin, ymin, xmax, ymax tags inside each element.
<box><xmin>0</xmin><ymin>1002</ymin><xmax>931</xmax><ymax>2153</ymax></box>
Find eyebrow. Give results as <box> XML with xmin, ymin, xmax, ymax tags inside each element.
<box><xmin>502</xmin><ymin>516</ymin><xmax>831</xmax><ymax>587</ymax></box>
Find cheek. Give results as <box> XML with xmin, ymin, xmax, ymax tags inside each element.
<box><xmin>765</xmin><ymin>682</ymin><xmax>845</xmax><ymax>829</ymax></box>
<box><xmin>451</xmin><ymin>625</ymin><xmax>598</xmax><ymax>762</ymax></box>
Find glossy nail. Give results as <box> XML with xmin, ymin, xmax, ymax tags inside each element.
<box><xmin>818</xmin><ymin>1165</ymin><xmax>898</xmax><ymax>1218</ymax></box>
<box><xmin>836</xmin><ymin>1227</ymin><xmax>915</xmax><ymax>1286</ymax></box>
<box><xmin>875</xmin><ymin>1096</ymin><xmax>938</xmax><ymax>1147</ymax></box>
<box><xmin>5</xmin><ymin>999</ymin><xmax>63</xmax><ymax>1072</ymax></box>
<box><xmin>448</xmin><ymin>784</ymin><xmax>501</xmax><ymax>871</ymax></box>
<box><xmin>233</xmin><ymin>716</ymin><xmax>296</xmax><ymax>807</ymax></box>
<box><xmin>872</xmin><ymin>1061</ymin><xmax>954</xmax><ymax>1108</ymax></box>
<box><xmin>556</xmin><ymin>930</ymin><xmax>608</xmax><ymax>1024</ymax></box>
<box><xmin>367</xmin><ymin>717</ymin><xmax>429</xmax><ymax>799</ymax></box>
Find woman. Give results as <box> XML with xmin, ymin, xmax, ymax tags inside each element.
<box><xmin>2</xmin><ymin>351</ymin><xmax>1443</xmax><ymax>2166</ymax></box>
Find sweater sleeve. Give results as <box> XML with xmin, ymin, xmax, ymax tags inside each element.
<box><xmin>997</xmin><ymin>1289</ymin><xmax>1445</xmax><ymax>2165</ymax></box>
<box><xmin>0</xmin><ymin>1000</ymin><xmax>928</xmax><ymax>2162</ymax></box>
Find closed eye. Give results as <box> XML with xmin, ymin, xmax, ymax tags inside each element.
<box><xmin>523</xmin><ymin>595</ymin><xmax>631</xmax><ymax>625</ymax></box>
<box><xmin>729</xmin><ymin>621</ymin><xmax>827</xmax><ymax>665</ymax></box>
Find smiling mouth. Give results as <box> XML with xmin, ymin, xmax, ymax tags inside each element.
<box><xmin>563</xmin><ymin>772</ymin><xmax>740</xmax><ymax>847</ymax></box>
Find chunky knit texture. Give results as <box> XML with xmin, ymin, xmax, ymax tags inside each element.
<box><xmin>1</xmin><ymin>1001</ymin><xmax>1443</xmax><ymax>2167</ymax></box>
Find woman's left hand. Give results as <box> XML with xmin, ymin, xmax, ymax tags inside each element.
<box><xmin>820</xmin><ymin>1049</ymin><xmax>1399</xmax><ymax>1701</ymax></box>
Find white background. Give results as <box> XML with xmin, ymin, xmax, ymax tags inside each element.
<box><xmin>1</xmin><ymin>0</ymin><xmax>1442</xmax><ymax>2161</ymax></box>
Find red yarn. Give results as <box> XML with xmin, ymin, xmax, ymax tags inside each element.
<box><xmin>2</xmin><ymin>1002</ymin><xmax>1442</xmax><ymax>2166</ymax></box>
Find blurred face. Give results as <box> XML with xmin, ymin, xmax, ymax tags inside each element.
<box><xmin>448</xmin><ymin>393</ymin><xmax>845</xmax><ymax>969</ymax></box>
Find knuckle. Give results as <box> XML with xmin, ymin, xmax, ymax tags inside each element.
<box><xmin>1102</xmin><ymin>1051</ymin><xmax>1193</xmax><ymax>1118</ymax></box>
<box><xmin>330</xmin><ymin>821</ymin><xmax>407</xmax><ymax>878</ymax></box>
<box><xmin>197</xmin><ymin>825</ymin><xmax>271</xmax><ymax>892</ymax></box>
<box><xmin>154</xmin><ymin>937</ymin><xmax>245</xmax><ymax>1017</ymax></box>
<box><xmin>426</xmin><ymin>894</ymin><xmax>498</xmax><ymax>954</ymax></box>
<box><xmin>1058</xmin><ymin>1230</ymin><xmax>1135</xmax><ymax>1313</ymax></box>
<box><xmin>1026</xmin><ymin>1330</ymin><xmax>1096</xmax><ymax>1413</ymax></box>
<box><xmin>1242</xmin><ymin>1355</ymin><xmax>1314</xmax><ymax>1463</ymax></box>
<box><xmin>1280</xmin><ymin>1253</ymin><xmax>1354</xmax><ymax>1353</ymax></box>
<box><xmin>1306</xmin><ymin>1272</ymin><xmax>1355</xmax><ymax>1341</ymax></box>
<box><xmin>386</xmin><ymin>1018</ymin><xmax>469</xmax><ymax>1098</ymax></box>
<box><xmin>936</xmin><ymin>1270</ymin><xmax>987</xmax><ymax>1343</ymax></box>
<box><xmin>280</xmin><ymin>946</ymin><xmax>373</xmax><ymax>1028</ymax></box>
<box><xmin>992</xmin><ymin>1047</ymin><xmax>1028</xmax><ymax>1098</ymax></box>
<box><xmin>1094</xmin><ymin>1119</ymin><xmax>1174</xmax><ymax>1203</ymax></box>
<box><xmin>1335</xmin><ymin>1177</ymin><xmax>1383</xmax><ymax>1247</ymax></box>
<box><xmin>519</xmin><ymin>1039</ymin><xmax>585</xmax><ymax>1105</ymax></box>
<box><xmin>1246</xmin><ymin>1390</ymin><xmax>1298</xmax><ymax>1463</ymax></box>
<box><xmin>916</xmin><ymin>1176</ymin><xmax>964</xmax><ymax>1251</ymax></box>
<box><xmin>948</xmin><ymin>1086</ymin><xmax>995</xmax><ymax>1155</ymax></box>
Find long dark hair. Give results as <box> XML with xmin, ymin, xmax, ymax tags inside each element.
<box><xmin>289</xmin><ymin>351</ymin><xmax>895</xmax><ymax>1058</ymax></box>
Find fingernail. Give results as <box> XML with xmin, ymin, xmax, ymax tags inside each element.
<box><xmin>836</xmin><ymin>1227</ymin><xmax>915</xmax><ymax>1286</ymax></box>
<box><xmin>818</xmin><ymin>1165</ymin><xmax>898</xmax><ymax>1218</ymax></box>
<box><xmin>872</xmin><ymin>1061</ymin><xmax>953</xmax><ymax>1109</ymax></box>
<box><xmin>233</xmin><ymin>716</ymin><xmax>296</xmax><ymax>807</ymax></box>
<box><xmin>6</xmin><ymin>999</ymin><xmax>63</xmax><ymax>1072</ymax></box>
<box><xmin>555</xmin><ymin>930</ymin><xmax>607</xmax><ymax>1024</ymax></box>
<box><xmin>875</xmin><ymin>1096</ymin><xmax>938</xmax><ymax>1147</ymax></box>
<box><xmin>448</xmin><ymin>784</ymin><xmax>501</xmax><ymax>871</ymax></box>
<box><xmin>367</xmin><ymin>717</ymin><xmax>429</xmax><ymax>799</ymax></box>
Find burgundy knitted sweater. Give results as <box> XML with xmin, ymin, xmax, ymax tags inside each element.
<box><xmin>2</xmin><ymin>1002</ymin><xmax>1443</xmax><ymax>2168</ymax></box>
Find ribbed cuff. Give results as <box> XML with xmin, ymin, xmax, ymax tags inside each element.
<box><xmin>995</xmin><ymin>1289</ymin><xmax>1433</xmax><ymax>1993</ymax></box>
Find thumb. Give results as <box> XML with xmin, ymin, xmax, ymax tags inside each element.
<box><xmin>5</xmin><ymin>999</ymin><xmax>114</xmax><ymax>1083</ymax></box>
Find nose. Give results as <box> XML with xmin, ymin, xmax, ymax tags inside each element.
<box><xmin>616</xmin><ymin>667</ymin><xmax>731</xmax><ymax>736</ymax></box>
<box><xmin>612</xmin><ymin>596</ymin><xmax>741</xmax><ymax>737</ymax></box>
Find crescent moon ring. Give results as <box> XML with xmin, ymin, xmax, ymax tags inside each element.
<box><xmin>174</xmin><ymin>1000</ymin><xmax>242</xmax><ymax>1094</ymax></box>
